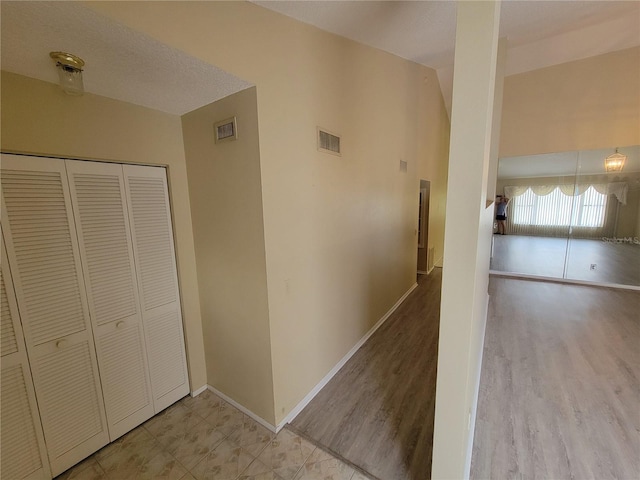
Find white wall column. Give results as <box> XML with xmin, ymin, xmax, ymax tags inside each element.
<box><xmin>488</xmin><ymin>37</ymin><xmax>507</xmax><ymax>199</ymax></box>
<box><xmin>431</xmin><ymin>2</ymin><xmax>502</xmax><ymax>479</ymax></box>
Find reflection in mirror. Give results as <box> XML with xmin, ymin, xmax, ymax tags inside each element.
<box><xmin>491</xmin><ymin>145</ymin><xmax>640</xmax><ymax>287</ymax></box>
<box><xmin>566</xmin><ymin>146</ymin><xmax>640</xmax><ymax>285</ymax></box>
<box><xmin>491</xmin><ymin>151</ymin><xmax>577</xmax><ymax>278</ymax></box>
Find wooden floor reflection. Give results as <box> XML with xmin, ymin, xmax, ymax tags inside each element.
<box><xmin>490</xmin><ymin>234</ymin><xmax>640</xmax><ymax>286</ymax></box>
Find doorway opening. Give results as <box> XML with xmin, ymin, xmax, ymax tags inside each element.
<box><xmin>417</xmin><ymin>179</ymin><xmax>432</xmax><ymax>275</ymax></box>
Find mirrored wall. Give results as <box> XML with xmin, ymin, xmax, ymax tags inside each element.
<box><xmin>491</xmin><ymin>145</ymin><xmax>640</xmax><ymax>288</ymax></box>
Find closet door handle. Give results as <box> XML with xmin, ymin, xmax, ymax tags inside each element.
<box><xmin>116</xmin><ymin>321</ymin><xmax>125</xmax><ymax>329</ymax></box>
<box><xmin>56</xmin><ymin>339</ymin><xmax>68</xmax><ymax>349</ymax></box>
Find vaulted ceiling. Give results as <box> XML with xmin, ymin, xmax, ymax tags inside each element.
<box><xmin>254</xmin><ymin>0</ymin><xmax>640</xmax><ymax>115</ymax></box>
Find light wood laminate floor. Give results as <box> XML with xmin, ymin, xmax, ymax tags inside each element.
<box><xmin>471</xmin><ymin>277</ymin><xmax>640</xmax><ymax>480</ymax></box>
<box><xmin>291</xmin><ymin>270</ymin><xmax>442</xmax><ymax>480</ymax></box>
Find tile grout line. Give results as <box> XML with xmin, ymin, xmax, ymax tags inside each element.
<box><xmin>233</xmin><ymin>424</ymin><xmax>274</xmax><ymax>480</ymax></box>
<box><xmin>183</xmin><ymin>394</ymin><xmax>286</xmax><ymax>480</ymax></box>
<box><xmin>94</xmin><ymin>425</ymin><xmax>188</xmax><ymax>480</ymax></box>
<box><xmin>284</xmin><ymin>425</ymin><xmax>380</xmax><ymax>480</ymax></box>
<box><xmin>72</xmin><ymin>392</ymin><xmax>364</xmax><ymax>480</ymax></box>
<box><xmin>141</xmin><ymin>423</ymin><xmax>194</xmax><ymax>480</ymax></box>
<box><xmin>288</xmin><ymin>437</ymin><xmax>317</xmax><ymax>480</ymax></box>
<box><xmin>143</xmin><ymin>399</ymin><xmax>233</xmax><ymax>480</ymax></box>
<box><xmin>180</xmin><ymin>398</ymin><xmax>252</xmax><ymax>480</ymax></box>
<box><xmin>145</xmin><ymin>406</ymin><xmax>212</xmax><ymax>479</ymax></box>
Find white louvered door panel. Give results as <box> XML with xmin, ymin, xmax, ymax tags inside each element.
<box><xmin>123</xmin><ymin>164</ymin><xmax>189</xmax><ymax>412</ymax></box>
<box><xmin>1</xmin><ymin>265</ymin><xmax>18</xmax><ymax>357</ymax></box>
<box><xmin>1</xmin><ymin>154</ymin><xmax>109</xmax><ymax>477</ymax></box>
<box><xmin>1</xmin><ymin>229</ymin><xmax>51</xmax><ymax>480</ymax></box>
<box><xmin>66</xmin><ymin>160</ymin><xmax>154</xmax><ymax>440</ymax></box>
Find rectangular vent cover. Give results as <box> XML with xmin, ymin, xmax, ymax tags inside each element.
<box><xmin>318</xmin><ymin>128</ymin><xmax>341</xmax><ymax>156</ymax></box>
<box><xmin>214</xmin><ymin>117</ymin><xmax>237</xmax><ymax>143</ymax></box>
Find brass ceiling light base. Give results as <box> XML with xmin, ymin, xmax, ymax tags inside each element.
<box><xmin>49</xmin><ymin>51</ymin><xmax>85</xmax><ymax>95</ymax></box>
<box><xmin>49</xmin><ymin>51</ymin><xmax>85</xmax><ymax>70</ymax></box>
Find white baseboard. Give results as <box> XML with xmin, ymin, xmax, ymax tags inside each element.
<box><xmin>489</xmin><ymin>270</ymin><xmax>640</xmax><ymax>291</ymax></box>
<box><xmin>425</xmin><ymin>264</ymin><xmax>442</xmax><ymax>275</ymax></box>
<box><xmin>276</xmin><ymin>281</ymin><xmax>419</xmax><ymax>431</ymax></box>
<box><xmin>206</xmin><ymin>385</ymin><xmax>277</xmax><ymax>433</ymax></box>
<box><xmin>190</xmin><ymin>384</ymin><xmax>208</xmax><ymax>397</ymax></box>
<box><xmin>195</xmin><ymin>282</ymin><xmax>419</xmax><ymax>435</ymax></box>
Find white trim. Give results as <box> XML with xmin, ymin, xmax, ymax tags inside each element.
<box><xmin>464</xmin><ymin>292</ymin><xmax>489</xmax><ymax>478</ymax></box>
<box><xmin>276</xmin><ymin>282</ymin><xmax>419</xmax><ymax>431</ymax></box>
<box><xmin>190</xmin><ymin>384</ymin><xmax>208</xmax><ymax>397</ymax></box>
<box><xmin>207</xmin><ymin>385</ymin><xmax>277</xmax><ymax>433</ymax></box>
<box><xmin>489</xmin><ymin>270</ymin><xmax>640</xmax><ymax>291</ymax></box>
<box><xmin>426</xmin><ymin>264</ymin><xmax>442</xmax><ymax>275</ymax></box>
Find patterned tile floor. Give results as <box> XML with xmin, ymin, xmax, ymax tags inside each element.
<box><xmin>56</xmin><ymin>390</ymin><xmax>372</xmax><ymax>480</ymax></box>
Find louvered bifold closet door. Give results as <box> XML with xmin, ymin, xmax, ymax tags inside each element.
<box><xmin>66</xmin><ymin>160</ymin><xmax>154</xmax><ymax>440</ymax></box>
<box><xmin>1</xmin><ymin>228</ymin><xmax>51</xmax><ymax>480</ymax></box>
<box><xmin>0</xmin><ymin>154</ymin><xmax>109</xmax><ymax>477</ymax></box>
<box><xmin>123</xmin><ymin>164</ymin><xmax>189</xmax><ymax>412</ymax></box>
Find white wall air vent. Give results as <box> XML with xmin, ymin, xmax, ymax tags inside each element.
<box><xmin>214</xmin><ymin>117</ymin><xmax>237</xmax><ymax>143</ymax></box>
<box><xmin>317</xmin><ymin>128</ymin><xmax>341</xmax><ymax>156</ymax></box>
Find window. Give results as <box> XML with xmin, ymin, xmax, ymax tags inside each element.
<box><xmin>578</xmin><ymin>186</ymin><xmax>607</xmax><ymax>227</ymax></box>
<box><xmin>512</xmin><ymin>188</ymin><xmax>535</xmax><ymax>225</ymax></box>
<box><xmin>512</xmin><ymin>186</ymin><xmax>607</xmax><ymax>228</ymax></box>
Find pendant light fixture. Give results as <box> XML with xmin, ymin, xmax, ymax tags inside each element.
<box><xmin>50</xmin><ymin>51</ymin><xmax>85</xmax><ymax>96</ymax></box>
<box><xmin>604</xmin><ymin>148</ymin><xmax>626</xmax><ymax>172</ymax></box>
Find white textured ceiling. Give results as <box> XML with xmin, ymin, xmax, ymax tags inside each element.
<box><xmin>1</xmin><ymin>1</ymin><xmax>638</xmax><ymax>117</ymax></box>
<box><xmin>0</xmin><ymin>1</ymin><xmax>252</xmax><ymax>115</ymax></box>
<box><xmin>499</xmin><ymin>145</ymin><xmax>640</xmax><ymax>179</ymax></box>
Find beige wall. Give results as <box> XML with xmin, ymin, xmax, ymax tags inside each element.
<box><xmin>87</xmin><ymin>1</ymin><xmax>450</xmax><ymax>424</ymax></box>
<box><xmin>500</xmin><ymin>47</ymin><xmax>640</xmax><ymax>157</ymax></box>
<box><xmin>417</xmin><ymin>71</ymin><xmax>451</xmax><ymax>268</ymax></box>
<box><xmin>620</xmin><ymin>185</ymin><xmax>640</xmax><ymax>239</ymax></box>
<box><xmin>181</xmin><ymin>87</ymin><xmax>275</xmax><ymax>424</ymax></box>
<box><xmin>0</xmin><ymin>71</ymin><xmax>208</xmax><ymax>391</ymax></box>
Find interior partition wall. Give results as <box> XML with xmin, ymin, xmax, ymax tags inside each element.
<box><xmin>491</xmin><ymin>145</ymin><xmax>640</xmax><ymax>288</ymax></box>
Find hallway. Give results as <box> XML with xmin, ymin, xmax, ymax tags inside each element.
<box><xmin>291</xmin><ymin>270</ymin><xmax>442</xmax><ymax>480</ymax></box>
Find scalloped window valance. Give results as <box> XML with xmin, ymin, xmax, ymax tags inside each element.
<box><xmin>504</xmin><ymin>182</ymin><xmax>628</xmax><ymax>205</ymax></box>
